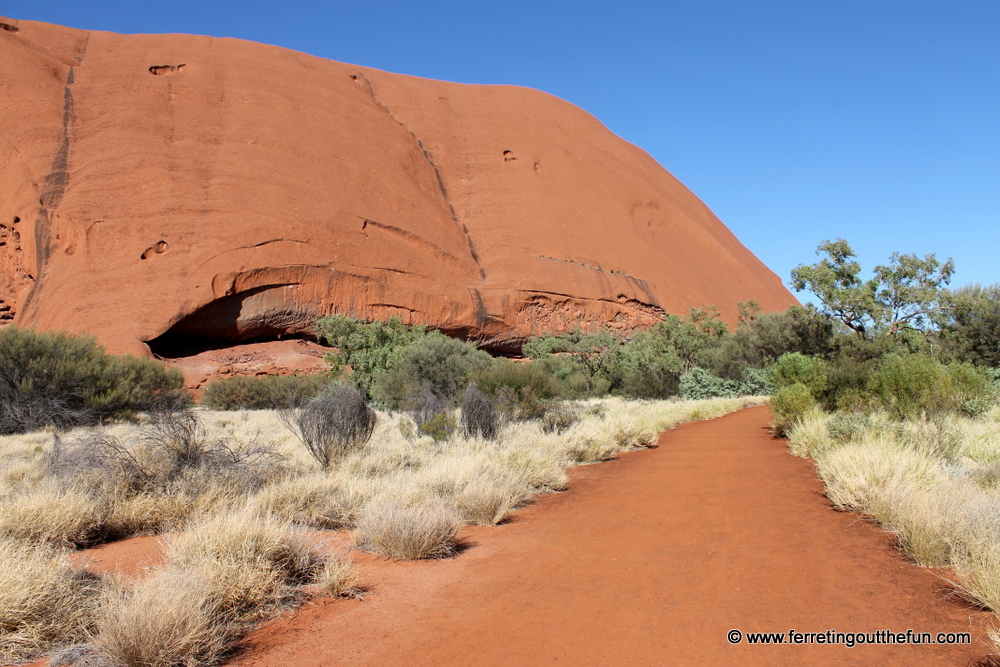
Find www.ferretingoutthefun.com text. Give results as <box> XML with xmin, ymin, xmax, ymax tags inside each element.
<box><xmin>727</xmin><ymin>629</ymin><xmax>971</xmax><ymax>647</ymax></box>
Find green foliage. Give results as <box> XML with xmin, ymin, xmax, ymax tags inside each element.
<box><xmin>771</xmin><ymin>383</ymin><xmax>817</xmax><ymax>436</ymax></box>
<box><xmin>940</xmin><ymin>284</ymin><xmax>1000</xmax><ymax>367</ymax></box>
<box><xmin>533</xmin><ymin>355</ymin><xmax>611</xmax><ymax>397</ymax></box>
<box><xmin>471</xmin><ymin>360</ymin><xmax>562</xmax><ymax>420</ymax></box>
<box><xmin>521</xmin><ymin>308</ymin><xmax>730</xmax><ymax>399</ymax></box>
<box><xmin>733</xmin><ymin>367</ymin><xmax>774</xmax><ymax>396</ymax></box>
<box><xmin>419</xmin><ymin>413</ymin><xmax>457</xmax><ymax>441</ymax></box>
<box><xmin>790</xmin><ymin>238</ymin><xmax>954</xmax><ymax>340</ymax></box>
<box><xmin>708</xmin><ymin>305</ymin><xmax>835</xmax><ymax>376</ymax></box>
<box><xmin>0</xmin><ymin>327</ymin><xmax>187</xmax><ymax>434</ymax></box>
<box><xmin>679</xmin><ymin>368</ymin><xmax>737</xmax><ymax>400</ymax></box>
<box><xmin>618</xmin><ymin>363</ymin><xmax>680</xmax><ymax>399</ymax></box>
<box><xmin>676</xmin><ymin>366</ymin><xmax>769</xmax><ymax>400</ymax></box>
<box><xmin>316</xmin><ymin>315</ymin><xmax>493</xmax><ymax>411</ymax></box>
<box><xmin>522</xmin><ymin>327</ymin><xmax>622</xmax><ymax>377</ymax></box>
<box><xmin>866</xmin><ymin>354</ymin><xmax>994</xmax><ymax>419</ymax></box>
<box><xmin>315</xmin><ymin>315</ymin><xmax>433</xmax><ymax>397</ymax></box>
<box><xmin>770</xmin><ymin>353</ymin><xmax>828</xmax><ymax>397</ymax></box>
<box><xmin>639</xmin><ymin>307</ymin><xmax>729</xmax><ymax>374</ymax></box>
<box><xmin>821</xmin><ymin>356</ymin><xmax>875</xmax><ymax>410</ymax></box>
<box><xmin>473</xmin><ymin>361</ymin><xmax>561</xmax><ymax>401</ymax></box>
<box><xmin>201</xmin><ymin>374</ymin><xmax>330</xmax><ymax>410</ymax></box>
<box><xmin>372</xmin><ymin>336</ymin><xmax>493</xmax><ymax>409</ymax></box>
<box><xmin>831</xmin><ymin>327</ymin><xmax>928</xmax><ymax>363</ymax></box>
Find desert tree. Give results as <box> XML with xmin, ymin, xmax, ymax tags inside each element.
<box><xmin>791</xmin><ymin>239</ymin><xmax>954</xmax><ymax>340</ymax></box>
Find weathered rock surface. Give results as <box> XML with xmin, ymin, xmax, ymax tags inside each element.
<box><xmin>0</xmin><ymin>17</ymin><xmax>796</xmax><ymax>357</ymax></box>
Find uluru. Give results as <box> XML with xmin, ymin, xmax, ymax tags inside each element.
<box><xmin>0</xmin><ymin>16</ymin><xmax>795</xmax><ymax>358</ymax></box>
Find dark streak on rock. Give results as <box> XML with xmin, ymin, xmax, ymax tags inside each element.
<box><xmin>363</xmin><ymin>219</ymin><xmax>464</xmax><ymax>266</ymax></box>
<box><xmin>468</xmin><ymin>287</ymin><xmax>495</xmax><ymax>329</ymax></box>
<box><xmin>22</xmin><ymin>64</ymin><xmax>81</xmax><ymax>319</ymax></box>
<box><xmin>352</xmin><ymin>72</ymin><xmax>486</xmax><ymax>280</ymax></box>
<box><xmin>462</xmin><ymin>223</ymin><xmax>486</xmax><ymax>279</ymax></box>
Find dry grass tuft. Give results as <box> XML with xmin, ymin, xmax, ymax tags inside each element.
<box><xmin>0</xmin><ymin>540</ymin><xmax>101</xmax><ymax>664</ymax></box>
<box><xmin>249</xmin><ymin>473</ymin><xmax>361</xmax><ymax>529</ymax></box>
<box><xmin>167</xmin><ymin>509</ymin><xmax>324</xmax><ymax>623</ymax></box>
<box><xmin>94</xmin><ymin>569</ymin><xmax>232</xmax><ymax>667</ymax></box>
<box><xmin>453</xmin><ymin>474</ymin><xmax>530</xmax><ymax>526</ymax></box>
<box><xmin>92</xmin><ymin>509</ymin><xmax>339</xmax><ymax>666</ymax></box>
<box><xmin>354</xmin><ymin>494</ymin><xmax>462</xmax><ymax>560</ymax></box>
<box><xmin>0</xmin><ymin>486</ymin><xmax>104</xmax><ymax>547</ymax></box>
<box><xmin>315</xmin><ymin>554</ymin><xmax>361</xmax><ymax>597</ymax></box>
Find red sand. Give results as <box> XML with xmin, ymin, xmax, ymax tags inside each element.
<box><xmin>229</xmin><ymin>407</ymin><xmax>993</xmax><ymax>666</ymax></box>
<box><xmin>68</xmin><ymin>535</ymin><xmax>166</xmax><ymax>582</ymax></box>
<box><xmin>0</xmin><ymin>17</ymin><xmax>795</xmax><ymax>357</ymax></box>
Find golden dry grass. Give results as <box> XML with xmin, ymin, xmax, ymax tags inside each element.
<box><xmin>354</xmin><ymin>492</ymin><xmax>463</xmax><ymax>560</ymax></box>
<box><xmin>0</xmin><ymin>540</ymin><xmax>101</xmax><ymax>664</ymax></box>
<box><xmin>92</xmin><ymin>509</ymin><xmax>343</xmax><ymax>667</ymax></box>
<box><xmin>315</xmin><ymin>553</ymin><xmax>361</xmax><ymax>597</ymax></box>
<box><xmin>95</xmin><ymin>568</ymin><xmax>233</xmax><ymax>667</ymax></box>
<box><xmin>786</xmin><ymin>407</ymin><xmax>1000</xmax><ymax>639</ymax></box>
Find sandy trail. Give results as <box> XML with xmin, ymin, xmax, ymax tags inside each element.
<box><xmin>233</xmin><ymin>406</ymin><xmax>993</xmax><ymax>666</ymax></box>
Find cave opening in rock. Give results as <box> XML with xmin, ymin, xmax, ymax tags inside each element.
<box><xmin>145</xmin><ymin>286</ymin><xmax>320</xmax><ymax>359</ymax></box>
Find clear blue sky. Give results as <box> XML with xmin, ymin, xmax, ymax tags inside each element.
<box><xmin>5</xmin><ymin>0</ymin><xmax>998</xmax><ymax>294</ymax></box>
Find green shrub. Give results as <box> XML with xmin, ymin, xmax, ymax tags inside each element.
<box><xmin>770</xmin><ymin>352</ymin><xmax>828</xmax><ymax>397</ymax></box>
<box><xmin>679</xmin><ymin>368</ymin><xmax>737</xmax><ymax>400</ymax></box>
<box><xmin>865</xmin><ymin>354</ymin><xmax>993</xmax><ymax>419</ymax></box>
<box><xmin>771</xmin><ymin>383</ymin><xmax>817</xmax><ymax>436</ymax></box>
<box><xmin>474</xmin><ymin>360</ymin><xmax>560</xmax><ymax>398</ymax></box>
<box><xmin>315</xmin><ymin>315</ymin><xmax>433</xmax><ymax>396</ymax></box>
<box><xmin>201</xmin><ymin>374</ymin><xmax>329</xmax><ymax>410</ymax></box>
<box><xmin>372</xmin><ymin>336</ymin><xmax>493</xmax><ymax>409</ymax></box>
<box><xmin>733</xmin><ymin>367</ymin><xmax>774</xmax><ymax>396</ymax></box>
<box><xmin>472</xmin><ymin>360</ymin><xmax>562</xmax><ymax>419</ymax></box>
<box><xmin>737</xmin><ymin>304</ymin><xmax>834</xmax><ymax>366</ymax></box>
<box><xmin>619</xmin><ymin>364</ymin><xmax>680</xmax><ymax>399</ymax></box>
<box><xmin>821</xmin><ymin>356</ymin><xmax>875</xmax><ymax>409</ymax></box>
<box><xmin>940</xmin><ymin>283</ymin><xmax>1000</xmax><ymax>367</ymax></box>
<box><xmin>522</xmin><ymin>328</ymin><xmax>621</xmax><ymax>375</ymax></box>
<box><xmin>419</xmin><ymin>413</ymin><xmax>457</xmax><ymax>441</ymax></box>
<box><xmin>0</xmin><ymin>327</ymin><xmax>186</xmax><ymax>434</ymax></box>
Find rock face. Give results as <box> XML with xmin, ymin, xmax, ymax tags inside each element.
<box><xmin>0</xmin><ymin>17</ymin><xmax>796</xmax><ymax>357</ymax></box>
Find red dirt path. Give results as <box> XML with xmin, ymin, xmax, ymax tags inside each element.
<box><xmin>231</xmin><ymin>406</ymin><xmax>995</xmax><ymax>666</ymax></box>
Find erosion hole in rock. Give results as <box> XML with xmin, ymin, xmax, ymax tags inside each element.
<box><xmin>503</xmin><ymin>150</ymin><xmax>517</xmax><ymax>162</ymax></box>
<box><xmin>149</xmin><ymin>64</ymin><xmax>186</xmax><ymax>75</ymax></box>
<box><xmin>0</xmin><ymin>23</ymin><xmax>19</xmax><ymax>33</ymax></box>
<box><xmin>145</xmin><ymin>285</ymin><xmax>320</xmax><ymax>359</ymax></box>
<box><xmin>12</xmin><ymin>217</ymin><xmax>19</xmax><ymax>224</ymax></box>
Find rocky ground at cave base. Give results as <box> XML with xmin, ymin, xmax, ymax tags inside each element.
<box><xmin>161</xmin><ymin>339</ymin><xmax>330</xmax><ymax>396</ymax></box>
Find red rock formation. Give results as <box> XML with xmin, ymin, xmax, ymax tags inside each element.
<box><xmin>0</xmin><ymin>17</ymin><xmax>796</xmax><ymax>357</ymax></box>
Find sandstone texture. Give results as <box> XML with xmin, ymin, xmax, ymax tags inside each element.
<box><xmin>0</xmin><ymin>17</ymin><xmax>796</xmax><ymax>357</ymax></box>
